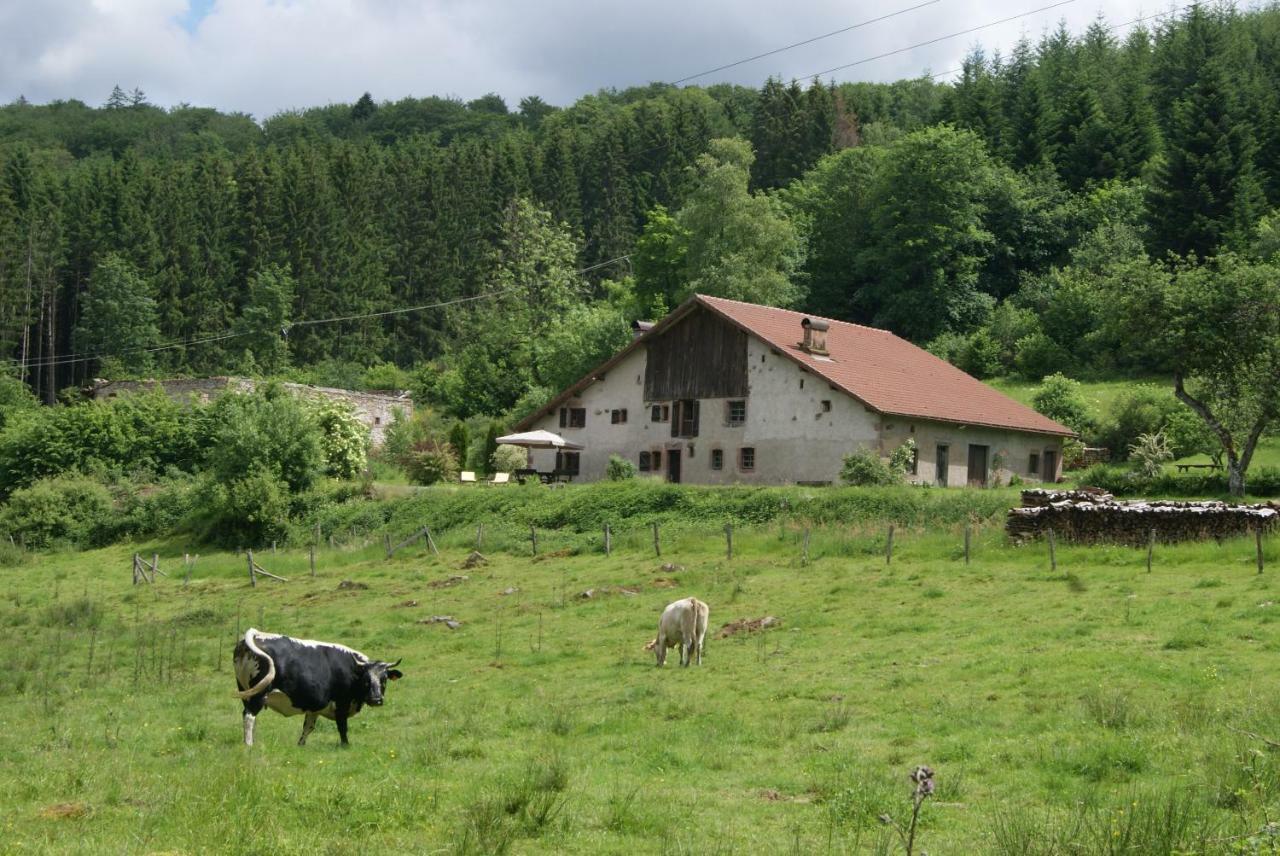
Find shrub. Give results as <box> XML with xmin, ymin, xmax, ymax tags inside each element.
<box><xmin>492</xmin><ymin>444</ymin><xmax>527</xmax><ymax>474</ymax></box>
<box><xmin>311</xmin><ymin>398</ymin><xmax>369</xmax><ymax>480</ymax></box>
<box><xmin>888</xmin><ymin>438</ymin><xmax>917</xmax><ymax>478</ymax></box>
<box><xmin>190</xmin><ymin>469</ymin><xmax>292</xmax><ymax>547</ymax></box>
<box><xmin>0</xmin><ymin>474</ymin><xmax>114</xmax><ymax>549</ymax></box>
<box><xmin>1095</xmin><ymin>386</ymin><xmax>1184</xmax><ymax>462</ymax></box>
<box><xmin>1015</xmin><ymin>332</ymin><xmax>1071</xmax><ymax>381</ymax></box>
<box><xmin>840</xmin><ymin>448</ymin><xmax>898</xmax><ymax>486</ymax></box>
<box><xmin>957</xmin><ymin>329</ymin><xmax>1003</xmax><ymax>379</ymax></box>
<box><xmin>205</xmin><ymin>386</ymin><xmax>323</xmax><ymax>492</ymax></box>
<box><xmin>1032</xmin><ymin>373</ymin><xmax>1092</xmax><ymax>436</ymax></box>
<box><xmin>606</xmin><ymin>455</ymin><xmax>636</xmax><ymax>481</ymax></box>
<box><xmin>449</xmin><ymin>422</ymin><xmax>470</xmax><ymax>466</ymax></box>
<box><xmin>925</xmin><ymin>331</ymin><xmax>968</xmax><ymax>365</ymax></box>
<box><xmin>1129</xmin><ymin>430</ymin><xmax>1172</xmax><ymax>478</ymax></box>
<box><xmin>361</xmin><ymin>361</ymin><xmax>412</xmax><ymax>392</ymax></box>
<box><xmin>404</xmin><ymin>440</ymin><xmax>460</xmax><ymax>485</ymax></box>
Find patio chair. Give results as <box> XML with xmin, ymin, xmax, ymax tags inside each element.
<box><xmin>460</xmin><ymin>471</ymin><xmax>477</xmax><ymax>484</ymax></box>
<box><xmin>489</xmin><ymin>472</ymin><xmax>511</xmax><ymax>486</ymax></box>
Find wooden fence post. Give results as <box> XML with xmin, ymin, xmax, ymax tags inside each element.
<box><xmin>272</xmin><ymin>541</ymin><xmax>277</xmax><ymax>555</ymax></box>
<box><xmin>885</xmin><ymin>525</ymin><xmax>894</xmax><ymax>566</ymax></box>
<box><xmin>604</xmin><ymin>523</ymin><xmax>612</xmax><ymax>556</ymax></box>
<box><xmin>964</xmin><ymin>526</ymin><xmax>971</xmax><ymax>565</ymax></box>
<box><xmin>132</xmin><ymin>553</ymin><xmax>140</xmax><ymax>585</ymax></box>
<box><xmin>309</xmin><ymin>546</ymin><xmax>316</xmax><ymax>578</ymax></box>
<box><xmin>184</xmin><ymin>553</ymin><xmax>192</xmax><ymax>586</ymax></box>
<box><xmin>384</xmin><ymin>533</ymin><xmax>392</xmax><ymax>559</ymax></box>
<box><xmin>425</xmin><ymin>527</ymin><xmax>440</xmax><ymax>557</ymax></box>
<box><xmin>1147</xmin><ymin>528</ymin><xmax>1155</xmax><ymax>574</ymax></box>
<box><xmin>802</xmin><ymin>528</ymin><xmax>810</xmax><ymax>566</ymax></box>
<box><xmin>725</xmin><ymin>523</ymin><xmax>733</xmax><ymax>560</ymax></box>
<box><xmin>1258</xmin><ymin>527</ymin><xmax>1265</xmax><ymax>575</ymax></box>
<box><xmin>1047</xmin><ymin>528</ymin><xmax>1057</xmax><ymax>572</ymax></box>
<box><xmin>247</xmin><ymin>550</ymin><xmax>257</xmax><ymax>587</ymax></box>
<box><xmin>152</xmin><ymin>554</ymin><xmax>159</xmax><ymax>580</ymax></box>
<box><xmin>652</xmin><ymin>522</ymin><xmax>661</xmax><ymax>558</ymax></box>
<box><xmin>530</xmin><ymin>526</ymin><xmax>538</xmax><ymax>557</ymax></box>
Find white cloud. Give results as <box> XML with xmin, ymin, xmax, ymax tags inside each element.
<box><xmin>1</xmin><ymin>0</ymin><xmax>1159</xmax><ymax>119</ymax></box>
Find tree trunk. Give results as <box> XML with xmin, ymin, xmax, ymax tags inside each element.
<box><xmin>1229</xmin><ymin>462</ymin><xmax>1246</xmax><ymax>498</ymax></box>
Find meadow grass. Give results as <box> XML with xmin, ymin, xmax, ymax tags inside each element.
<box><xmin>4</xmin><ymin>519</ymin><xmax>1280</xmax><ymax>853</ymax></box>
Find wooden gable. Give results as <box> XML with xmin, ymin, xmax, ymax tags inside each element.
<box><xmin>643</xmin><ymin>305</ymin><xmax>748</xmax><ymax>400</ymax></box>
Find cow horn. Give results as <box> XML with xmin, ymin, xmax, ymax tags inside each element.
<box><xmin>387</xmin><ymin>658</ymin><xmax>402</xmax><ymax>669</ymax></box>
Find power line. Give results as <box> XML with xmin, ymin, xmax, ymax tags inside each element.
<box><xmin>922</xmin><ymin>4</ymin><xmax>1193</xmax><ymax>82</ymax></box>
<box><xmin>670</xmin><ymin>0</ymin><xmax>944</xmax><ymax>85</ymax></box>
<box><xmin>5</xmin><ymin>254</ymin><xmax>632</xmax><ymax>373</ymax></box>
<box><xmin>800</xmin><ymin>0</ymin><xmax>1077</xmax><ymax>80</ymax></box>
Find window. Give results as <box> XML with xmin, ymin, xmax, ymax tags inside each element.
<box><xmin>820</xmin><ymin>400</ymin><xmax>831</xmax><ymax>413</ymax></box>
<box><xmin>555</xmin><ymin>451</ymin><xmax>580</xmax><ymax>475</ymax></box>
<box><xmin>726</xmin><ymin>400</ymin><xmax>746</xmax><ymax>426</ymax></box>
<box><xmin>611</xmin><ymin>408</ymin><xmax>628</xmax><ymax>424</ymax></box>
<box><xmin>1029</xmin><ymin>452</ymin><xmax>1040</xmax><ymax>475</ymax></box>
<box><xmin>639</xmin><ymin>452</ymin><xmax>651</xmax><ymax>472</ymax></box>
<box><xmin>672</xmin><ymin>399</ymin><xmax>699</xmax><ymax>438</ymax></box>
<box><xmin>909</xmin><ymin>447</ymin><xmax>919</xmax><ymax>476</ymax></box>
<box><xmin>800</xmin><ymin>378</ymin><xmax>805</xmax><ymax>389</ymax></box>
<box><xmin>711</xmin><ymin>449</ymin><xmax>724</xmax><ymax>470</ymax></box>
<box><xmin>652</xmin><ymin>450</ymin><xmax>662</xmax><ymax>470</ymax></box>
<box><xmin>739</xmin><ymin>447</ymin><xmax>755</xmax><ymax>471</ymax></box>
<box><xmin>651</xmin><ymin>405</ymin><xmax>661</xmax><ymax>422</ymax></box>
<box><xmin>559</xmin><ymin>407</ymin><xmax>585</xmax><ymax>428</ymax></box>
<box><xmin>374</xmin><ymin>416</ymin><xmax>381</xmax><ymax>425</ymax></box>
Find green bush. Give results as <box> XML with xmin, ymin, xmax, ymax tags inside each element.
<box><xmin>190</xmin><ymin>469</ymin><xmax>292</xmax><ymax>547</ymax></box>
<box><xmin>404</xmin><ymin>441</ymin><xmax>460</xmax><ymax>485</ymax></box>
<box><xmin>492</xmin><ymin>444</ymin><xmax>527</xmax><ymax>474</ymax></box>
<box><xmin>311</xmin><ymin>398</ymin><xmax>369</xmax><ymax>479</ymax></box>
<box><xmin>957</xmin><ymin>329</ymin><xmax>1003</xmax><ymax>379</ymax></box>
<box><xmin>113</xmin><ymin>478</ymin><xmax>200</xmax><ymax>541</ymax></box>
<box><xmin>0</xmin><ymin>475</ymin><xmax>114</xmax><ymax>549</ymax></box>
<box><xmin>1015</xmin><ymin>333</ymin><xmax>1071</xmax><ymax>381</ymax></box>
<box><xmin>606</xmin><ymin>455</ymin><xmax>637</xmax><ymax>481</ymax></box>
<box><xmin>840</xmin><ymin>448</ymin><xmax>898</xmax><ymax>486</ymax></box>
<box><xmin>1094</xmin><ymin>386</ymin><xmax>1186</xmax><ymax>462</ymax></box>
<box><xmin>205</xmin><ymin>386</ymin><xmax>323</xmax><ymax>492</ymax></box>
<box><xmin>1032</xmin><ymin>373</ymin><xmax>1093</xmax><ymax>436</ymax></box>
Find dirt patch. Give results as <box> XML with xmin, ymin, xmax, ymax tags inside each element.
<box><xmin>533</xmin><ymin>548</ymin><xmax>575</xmax><ymax>562</ymax></box>
<box><xmin>417</xmin><ymin>615</ymin><xmax>462</xmax><ymax>630</ymax></box>
<box><xmin>337</xmin><ymin>580</ymin><xmax>368</xmax><ymax>591</ymax></box>
<box><xmin>39</xmin><ymin>803</ymin><xmax>89</xmax><ymax>820</ymax></box>
<box><xmin>397</xmin><ymin>599</ymin><xmax>418</xmax><ymax>608</ymax></box>
<box><xmin>651</xmin><ymin>577</ymin><xmax>679</xmax><ymax>588</ymax></box>
<box><xmin>717</xmin><ymin>616</ymin><xmax>781</xmax><ymax>638</ymax></box>
<box><xmin>578</xmin><ymin>586</ymin><xmax>640</xmax><ymax>600</ymax></box>
<box><xmin>500</xmin><ymin>587</ymin><xmax>520</xmax><ymax>596</ymax></box>
<box><xmin>427</xmin><ymin>574</ymin><xmax>469</xmax><ymax>589</ymax></box>
<box><xmin>460</xmin><ymin>551</ymin><xmax>487</xmax><ymax>569</ymax></box>
<box><xmin>659</xmin><ymin>563</ymin><xmax>685</xmax><ymax>573</ymax></box>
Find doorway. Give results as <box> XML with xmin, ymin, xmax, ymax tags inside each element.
<box><xmin>1042</xmin><ymin>449</ymin><xmax>1058</xmax><ymax>483</ymax></box>
<box><xmin>935</xmin><ymin>445</ymin><xmax>949</xmax><ymax>487</ymax></box>
<box><xmin>967</xmin><ymin>444</ymin><xmax>989</xmax><ymax>487</ymax></box>
<box><xmin>667</xmin><ymin>448</ymin><xmax>682</xmax><ymax>483</ymax></box>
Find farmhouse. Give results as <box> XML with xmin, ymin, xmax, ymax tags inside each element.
<box><xmin>89</xmin><ymin>377</ymin><xmax>411</xmax><ymax>448</ymax></box>
<box><xmin>516</xmin><ymin>295</ymin><xmax>1074</xmax><ymax>485</ymax></box>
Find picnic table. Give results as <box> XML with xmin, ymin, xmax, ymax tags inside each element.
<box><xmin>514</xmin><ymin>468</ymin><xmax>574</xmax><ymax>484</ymax></box>
<box><xmin>1175</xmin><ymin>463</ymin><xmax>1221</xmax><ymax>473</ymax></box>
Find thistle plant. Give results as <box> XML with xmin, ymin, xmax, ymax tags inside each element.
<box><xmin>879</xmin><ymin>765</ymin><xmax>935</xmax><ymax>856</ymax></box>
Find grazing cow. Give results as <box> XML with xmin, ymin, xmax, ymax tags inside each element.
<box><xmin>233</xmin><ymin>628</ymin><xmax>402</xmax><ymax>747</ymax></box>
<box><xmin>655</xmin><ymin>597</ymin><xmax>709</xmax><ymax>667</ymax></box>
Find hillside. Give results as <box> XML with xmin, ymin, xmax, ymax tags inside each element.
<box><xmin>4</xmin><ymin>522</ymin><xmax>1278</xmax><ymax>852</ymax></box>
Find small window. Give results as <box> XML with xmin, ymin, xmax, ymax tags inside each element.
<box><xmin>800</xmin><ymin>378</ymin><xmax>805</xmax><ymax>389</ymax></box>
<box><xmin>567</xmin><ymin>408</ymin><xmax>586</xmax><ymax>428</ymax></box>
<box><xmin>739</xmin><ymin>447</ymin><xmax>755</xmax><ymax>471</ymax></box>
<box><xmin>662</xmin><ymin>404</ymin><xmax>670</xmax><ymax>421</ymax></box>
<box><xmin>820</xmin><ymin>400</ymin><xmax>831</xmax><ymax>412</ymax></box>
<box><xmin>1029</xmin><ymin>452</ymin><xmax>1040</xmax><ymax>475</ymax></box>
<box><xmin>652</xmin><ymin>450</ymin><xmax>662</xmax><ymax>470</ymax></box>
<box><xmin>651</xmin><ymin>405</ymin><xmax>662</xmax><ymax>422</ymax></box>
<box><xmin>611</xmin><ymin>408</ymin><xmax>627</xmax><ymax>424</ymax></box>
<box><xmin>727</xmin><ymin>400</ymin><xmax>746</xmax><ymax>426</ymax></box>
<box><xmin>711</xmin><ymin>449</ymin><xmax>724</xmax><ymax>470</ymax></box>
<box><xmin>556</xmin><ymin>451</ymin><xmax>580</xmax><ymax>475</ymax></box>
<box><xmin>374</xmin><ymin>416</ymin><xmax>381</xmax><ymax>425</ymax></box>
<box><xmin>639</xmin><ymin>451</ymin><xmax>651</xmax><ymax>472</ymax></box>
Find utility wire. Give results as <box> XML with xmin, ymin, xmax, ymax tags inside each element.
<box><xmin>923</xmin><ymin>4</ymin><xmax>1192</xmax><ymax>82</ymax></box>
<box><xmin>670</xmin><ymin>0</ymin><xmax>943</xmax><ymax>85</ymax></box>
<box><xmin>5</xmin><ymin>253</ymin><xmax>632</xmax><ymax>373</ymax></box>
<box><xmin>800</xmin><ymin>0</ymin><xmax>1077</xmax><ymax>80</ymax></box>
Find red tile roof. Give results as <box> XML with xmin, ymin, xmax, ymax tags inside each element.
<box><xmin>517</xmin><ymin>294</ymin><xmax>1074</xmax><ymax>437</ymax></box>
<box><xmin>697</xmin><ymin>295</ymin><xmax>1073</xmax><ymax>437</ymax></box>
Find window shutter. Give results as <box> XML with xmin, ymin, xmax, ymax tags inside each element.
<box><xmin>559</xmin><ymin>408</ymin><xmax>566</xmax><ymax>428</ymax></box>
<box><xmin>671</xmin><ymin>401</ymin><xmax>679</xmax><ymax>438</ymax></box>
<box><xmin>691</xmin><ymin>400</ymin><xmax>700</xmax><ymax>437</ymax></box>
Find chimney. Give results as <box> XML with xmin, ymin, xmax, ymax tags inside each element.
<box><xmin>631</xmin><ymin>320</ymin><xmax>654</xmax><ymax>341</ymax></box>
<box><xmin>800</xmin><ymin>318</ymin><xmax>829</xmax><ymax>355</ymax></box>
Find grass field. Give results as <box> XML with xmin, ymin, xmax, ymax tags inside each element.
<box><xmin>5</xmin><ymin>516</ymin><xmax>1280</xmax><ymax>854</ymax></box>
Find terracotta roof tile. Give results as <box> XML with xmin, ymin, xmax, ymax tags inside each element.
<box><xmin>697</xmin><ymin>295</ymin><xmax>1073</xmax><ymax>437</ymax></box>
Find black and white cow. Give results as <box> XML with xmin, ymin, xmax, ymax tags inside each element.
<box><xmin>233</xmin><ymin>628</ymin><xmax>403</xmax><ymax>747</ymax></box>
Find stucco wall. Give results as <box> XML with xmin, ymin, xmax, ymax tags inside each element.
<box><xmin>880</xmin><ymin>418</ymin><xmax>1065</xmax><ymax>486</ymax></box>
<box><xmin>90</xmin><ymin>377</ymin><xmax>411</xmax><ymax>448</ymax></box>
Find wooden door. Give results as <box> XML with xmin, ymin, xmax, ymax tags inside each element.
<box><xmin>967</xmin><ymin>444</ymin><xmax>989</xmax><ymax>487</ymax></box>
<box><xmin>1042</xmin><ymin>449</ymin><xmax>1058</xmax><ymax>483</ymax></box>
<box><xmin>936</xmin><ymin>445</ymin><xmax>949</xmax><ymax>487</ymax></box>
<box><xmin>667</xmin><ymin>449</ymin><xmax>682</xmax><ymax>483</ymax></box>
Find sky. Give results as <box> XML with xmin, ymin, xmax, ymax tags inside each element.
<box><xmin>1</xmin><ymin>0</ymin><xmax>1164</xmax><ymax>120</ymax></box>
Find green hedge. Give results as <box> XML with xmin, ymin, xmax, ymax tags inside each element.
<box><xmin>1075</xmin><ymin>464</ymin><xmax>1280</xmax><ymax>498</ymax></box>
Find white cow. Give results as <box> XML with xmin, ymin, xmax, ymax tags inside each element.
<box><xmin>655</xmin><ymin>597</ymin><xmax>709</xmax><ymax>667</ymax></box>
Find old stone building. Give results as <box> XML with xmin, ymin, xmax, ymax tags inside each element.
<box><xmin>516</xmin><ymin>295</ymin><xmax>1073</xmax><ymax>485</ymax></box>
<box><xmin>89</xmin><ymin>377</ymin><xmax>411</xmax><ymax>448</ymax></box>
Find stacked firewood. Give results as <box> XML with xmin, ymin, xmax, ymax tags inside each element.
<box><xmin>1007</xmin><ymin>491</ymin><xmax>1278</xmax><ymax>545</ymax></box>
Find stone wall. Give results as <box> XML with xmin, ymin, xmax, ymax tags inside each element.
<box><xmin>89</xmin><ymin>377</ymin><xmax>411</xmax><ymax>448</ymax></box>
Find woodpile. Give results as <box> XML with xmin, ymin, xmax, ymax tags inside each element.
<box><xmin>1008</xmin><ymin>490</ymin><xmax>1278</xmax><ymax>545</ymax></box>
